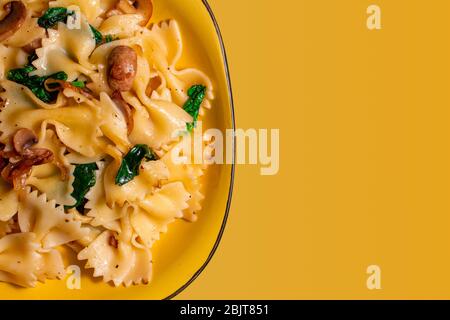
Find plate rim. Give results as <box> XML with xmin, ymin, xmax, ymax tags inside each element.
<box><xmin>163</xmin><ymin>0</ymin><xmax>236</xmax><ymax>300</ymax></box>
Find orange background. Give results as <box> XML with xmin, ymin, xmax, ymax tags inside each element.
<box><xmin>179</xmin><ymin>0</ymin><xmax>450</xmax><ymax>299</ymax></box>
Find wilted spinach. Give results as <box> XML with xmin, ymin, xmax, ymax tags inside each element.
<box><xmin>65</xmin><ymin>163</ymin><xmax>98</xmax><ymax>212</ymax></box>
<box><xmin>183</xmin><ymin>85</ymin><xmax>206</xmax><ymax>132</ymax></box>
<box><xmin>7</xmin><ymin>63</ymin><xmax>68</xmax><ymax>103</ymax></box>
<box><xmin>38</xmin><ymin>7</ymin><xmax>73</xmax><ymax>29</ymax></box>
<box><xmin>89</xmin><ymin>25</ymin><xmax>103</xmax><ymax>45</ymax></box>
<box><xmin>115</xmin><ymin>145</ymin><xmax>159</xmax><ymax>186</ymax></box>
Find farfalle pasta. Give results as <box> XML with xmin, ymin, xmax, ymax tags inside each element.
<box><xmin>0</xmin><ymin>0</ymin><xmax>212</xmax><ymax>287</ymax></box>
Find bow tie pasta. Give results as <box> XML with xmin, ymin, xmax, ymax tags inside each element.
<box><xmin>0</xmin><ymin>0</ymin><xmax>213</xmax><ymax>288</ymax></box>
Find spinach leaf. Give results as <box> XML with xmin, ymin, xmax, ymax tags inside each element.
<box><xmin>65</xmin><ymin>163</ymin><xmax>98</xmax><ymax>212</ymax></box>
<box><xmin>89</xmin><ymin>25</ymin><xmax>116</xmax><ymax>45</ymax></box>
<box><xmin>38</xmin><ymin>7</ymin><xmax>73</xmax><ymax>29</ymax></box>
<box><xmin>115</xmin><ymin>144</ymin><xmax>159</xmax><ymax>186</ymax></box>
<box><xmin>7</xmin><ymin>65</ymin><xmax>35</xmax><ymax>83</ymax></box>
<box><xmin>89</xmin><ymin>25</ymin><xmax>103</xmax><ymax>45</ymax></box>
<box><xmin>38</xmin><ymin>8</ymin><xmax>103</xmax><ymax>48</ymax></box>
<box><xmin>8</xmin><ymin>70</ymin><xmax>67</xmax><ymax>103</ymax></box>
<box><xmin>183</xmin><ymin>85</ymin><xmax>206</xmax><ymax>132</ymax></box>
<box><xmin>7</xmin><ymin>64</ymin><xmax>68</xmax><ymax>103</ymax></box>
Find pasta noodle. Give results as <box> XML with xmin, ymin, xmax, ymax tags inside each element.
<box><xmin>0</xmin><ymin>0</ymin><xmax>213</xmax><ymax>287</ymax></box>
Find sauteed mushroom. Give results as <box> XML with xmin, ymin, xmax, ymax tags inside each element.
<box><xmin>1</xmin><ymin>148</ymin><xmax>53</xmax><ymax>190</ymax></box>
<box><xmin>132</xmin><ymin>0</ymin><xmax>153</xmax><ymax>26</ymax></box>
<box><xmin>111</xmin><ymin>0</ymin><xmax>152</xmax><ymax>26</ymax></box>
<box><xmin>22</xmin><ymin>38</ymin><xmax>42</xmax><ymax>54</ymax></box>
<box><xmin>44</xmin><ymin>79</ymin><xmax>95</xmax><ymax>100</ymax></box>
<box><xmin>1</xmin><ymin>128</ymin><xmax>54</xmax><ymax>190</ymax></box>
<box><xmin>108</xmin><ymin>45</ymin><xmax>137</xmax><ymax>92</ymax></box>
<box><xmin>145</xmin><ymin>75</ymin><xmax>162</xmax><ymax>96</ymax></box>
<box><xmin>13</xmin><ymin>128</ymin><xmax>38</xmax><ymax>154</ymax></box>
<box><xmin>112</xmin><ymin>90</ymin><xmax>134</xmax><ymax>134</ymax></box>
<box><xmin>0</xmin><ymin>1</ymin><xmax>27</xmax><ymax>42</ymax></box>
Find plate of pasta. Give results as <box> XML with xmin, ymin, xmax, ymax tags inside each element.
<box><xmin>0</xmin><ymin>0</ymin><xmax>234</xmax><ymax>299</ymax></box>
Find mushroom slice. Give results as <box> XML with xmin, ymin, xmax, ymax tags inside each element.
<box><xmin>113</xmin><ymin>0</ymin><xmax>152</xmax><ymax>26</ymax></box>
<box><xmin>1</xmin><ymin>148</ymin><xmax>54</xmax><ymax>190</ymax></box>
<box><xmin>0</xmin><ymin>1</ymin><xmax>27</xmax><ymax>42</ymax></box>
<box><xmin>133</xmin><ymin>0</ymin><xmax>153</xmax><ymax>26</ymax></box>
<box><xmin>13</xmin><ymin>128</ymin><xmax>38</xmax><ymax>155</ymax></box>
<box><xmin>112</xmin><ymin>90</ymin><xmax>134</xmax><ymax>135</ymax></box>
<box><xmin>22</xmin><ymin>147</ymin><xmax>54</xmax><ymax>162</ymax></box>
<box><xmin>22</xmin><ymin>38</ymin><xmax>42</xmax><ymax>54</ymax></box>
<box><xmin>0</xmin><ymin>147</ymin><xmax>17</xmax><ymax>159</ymax></box>
<box><xmin>44</xmin><ymin>79</ymin><xmax>95</xmax><ymax>100</ymax></box>
<box><xmin>145</xmin><ymin>75</ymin><xmax>162</xmax><ymax>96</ymax></box>
<box><xmin>3</xmin><ymin>128</ymin><xmax>54</xmax><ymax>189</ymax></box>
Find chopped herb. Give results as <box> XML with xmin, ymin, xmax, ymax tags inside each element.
<box><xmin>115</xmin><ymin>144</ymin><xmax>159</xmax><ymax>186</ymax></box>
<box><xmin>89</xmin><ymin>25</ymin><xmax>103</xmax><ymax>45</ymax></box>
<box><xmin>7</xmin><ymin>61</ymin><xmax>68</xmax><ymax>103</ymax></box>
<box><xmin>183</xmin><ymin>85</ymin><xmax>206</xmax><ymax>132</ymax></box>
<box><xmin>65</xmin><ymin>163</ymin><xmax>98</xmax><ymax>212</ymax></box>
<box><xmin>71</xmin><ymin>80</ymin><xmax>85</xmax><ymax>88</ymax></box>
<box><xmin>38</xmin><ymin>7</ymin><xmax>73</xmax><ymax>29</ymax></box>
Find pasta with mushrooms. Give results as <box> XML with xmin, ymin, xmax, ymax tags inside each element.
<box><xmin>0</xmin><ymin>0</ymin><xmax>213</xmax><ymax>287</ymax></box>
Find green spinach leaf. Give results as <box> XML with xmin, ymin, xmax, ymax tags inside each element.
<box><xmin>38</xmin><ymin>8</ymin><xmax>104</xmax><ymax>48</ymax></box>
<box><xmin>38</xmin><ymin>7</ymin><xmax>73</xmax><ymax>29</ymax></box>
<box><xmin>7</xmin><ymin>63</ymin><xmax>68</xmax><ymax>103</ymax></box>
<box><xmin>115</xmin><ymin>144</ymin><xmax>159</xmax><ymax>186</ymax></box>
<box><xmin>89</xmin><ymin>25</ymin><xmax>116</xmax><ymax>45</ymax></box>
<box><xmin>65</xmin><ymin>163</ymin><xmax>98</xmax><ymax>212</ymax></box>
<box><xmin>89</xmin><ymin>25</ymin><xmax>103</xmax><ymax>45</ymax></box>
<box><xmin>183</xmin><ymin>85</ymin><xmax>206</xmax><ymax>132</ymax></box>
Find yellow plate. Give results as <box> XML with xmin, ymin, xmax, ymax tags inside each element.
<box><xmin>0</xmin><ymin>0</ymin><xmax>235</xmax><ymax>300</ymax></box>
